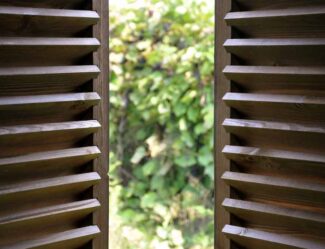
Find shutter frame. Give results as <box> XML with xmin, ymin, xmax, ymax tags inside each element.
<box><xmin>216</xmin><ymin>1</ymin><xmax>325</xmax><ymax>248</ymax></box>
<box><xmin>0</xmin><ymin>1</ymin><xmax>108</xmax><ymax>248</ymax></box>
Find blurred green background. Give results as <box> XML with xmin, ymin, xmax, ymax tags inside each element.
<box><xmin>109</xmin><ymin>0</ymin><xmax>214</xmax><ymax>248</ymax></box>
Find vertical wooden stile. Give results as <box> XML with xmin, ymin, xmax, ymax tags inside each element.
<box><xmin>215</xmin><ymin>1</ymin><xmax>232</xmax><ymax>249</ymax></box>
<box><xmin>92</xmin><ymin>0</ymin><xmax>109</xmax><ymax>248</ymax></box>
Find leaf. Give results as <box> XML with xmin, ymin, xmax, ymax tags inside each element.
<box><xmin>180</xmin><ymin>131</ymin><xmax>194</xmax><ymax>148</ymax></box>
<box><xmin>204</xmin><ymin>110</ymin><xmax>214</xmax><ymax>129</ymax></box>
<box><xmin>194</xmin><ymin>123</ymin><xmax>206</xmax><ymax>135</ymax></box>
<box><xmin>151</xmin><ymin>175</ymin><xmax>165</xmax><ymax>190</ymax></box>
<box><xmin>130</xmin><ymin>146</ymin><xmax>146</xmax><ymax>164</ymax></box>
<box><xmin>187</xmin><ymin>107</ymin><xmax>199</xmax><ymax>122</ymax></box>
<box><xmin>142</xmin><ymin>160</ymin><xmax>158</xmax><ymax>176</ymax></box>
<box><xmin>198</xmin><ymin>146</ymin><xmax>213</xmax><ymax>167</ymax></box>
<box><xmin>119</xmin><ymin>209</ymin><xmax>137</xmax><ymax>220</ymax></box>
<box><xmin>175</xmin><ymin>154</ymin><xmax>196</xmax><ymax>168</ymax></box>
<box><xmin>133</xmin><ymin>182</ymin><xmax>147</xmax><ymax>196</ymax></box>
<box><xmin>157</xmin><ymin>161</ymin><xmax>173</xmax><ymax>176</ymax></box>
<box><xmin>174</xmin><ymin>103</ymin><xmax>187</xmax><ymax>117</ymax></box>
<box><xmin>141</xmin><ymin>192</ymin><xmax>158</xmax><ymax>208</ymax></box>
<box><xmin>204</xmin><ymin>165</ymin><xmax>214</xmax><ymax>180</ymax></box>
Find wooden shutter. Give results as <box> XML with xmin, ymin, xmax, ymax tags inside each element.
<box><xmin>0</xmin><ymin>1</ymin><xmax>108</xmax><ymax>248</ymax></box>
<box><xmin>216</xmin><ymin>1</ymin><xmax>325</xmax><ymax>249</ymax></box>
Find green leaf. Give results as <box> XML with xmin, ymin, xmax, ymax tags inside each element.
<box><xmin>180</xmin><ymin>131</ymin><xmax>194</xmax><ymax>148</ymax></box>
<box><xmin>198</xmin><ymin>147</ymin><xmax>213</xmax><ymax>167</ymax></box>
<box><xmin>175</xmin><ymin>154</ymin><xmax>196</xmax><ymax>168</ymax></box>
<box><xmin>142</xmin><ymin>160</ymin><xmax>158</xmax><ymax>176</ymax></box>
<box><xmin>119</xmin><ymin>209</ymin><xmax>137</xmax><ymax>220</ymax></box>
<box><xmin>174</xmin><ymin>103</ymin><xmax>187</xmax><ymax>117</ymax></box>
<box><xmin>187</xmin><ymin>107</ymin><xmax>199</xmax><ymax>122</ymax></box>
<box><xmin>151</xmin><ymin>175</ymin><xmax>165</xmax><ymax>190</ymax></box>
<box><xmin>194</xmin><ymin>123</ymin><xmax>206</xmax><ymax>135</ymax></box>
<box><xmin>141</xmin><ymin>192</ymin><xmax>158</xmax><ymax>208</ymax></box>
<box><xmin>204</xmin><ymin>165</ymin><xmax>214</xmax><ymax>179</ymax></box>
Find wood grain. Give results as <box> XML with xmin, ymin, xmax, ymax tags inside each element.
<box><xmin>2</xmin><ymin>226</ymin><xmax>100</xmax><ymax>249</ymax></box>
<box><xmin>0</xmin><ymin>1</ymin><xmax>108</xmax><ymax>247</ymax></box>
<box><xmin>92</xmin><ymin>0</ymin><xmax>109</xmax><ymax>248</ymax></box>
<box><xmin>223</xmin><ymin>198</ymin><xmax>325</xmax><ymax>236</ymax></box>
<box><xmin>224</xmin><ymin>38</ymin><xmax>325</xmax><ymax>65</ymax></box>
<box><xmin>218</xmin><ymin>1</ymin><xmax>325</xmax><ymax>248</ymax></box>
<box><xmin>222</xmin><ymin>171</ymin><xmax>325</xmax><ymax>207</ymax></box>
<box><xmin>226</xmin><ymin>6</ymin><xmax>325</xmax><ymax>38</ymax></box>
<box><xmin>223</xmin><ymin>225</ymin><xmax>325</xmax><ymax>249</ymax></box>
<box><xmin>0</xmin><ymin>6</ymin><xmax>98</xmax><ymax>37</ymax></box>
<box><xmin>223</xmin><ymin>145</ymin><xmax>325</xmax><ymax>179</ymax></box>
<box><xmin>0</xmin><ymin>38</ymin><xmax>99</xmax><ymax>66</ymax></box>
<box><xmin>223</xmin><ymin>92</ymin><xmax>325</xmax><ymax>123</ymax></box>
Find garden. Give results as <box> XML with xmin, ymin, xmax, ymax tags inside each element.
<box><xmin>109</xmin><ymin>0</ymin><xmax>214</xmax><ymax>248</ymax></box>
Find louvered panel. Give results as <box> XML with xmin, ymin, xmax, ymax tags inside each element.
<box><xmin>0</xmin><ymin>0</ymin><xmax>107</xmax><ymax>248</ymax></box>
<box><xmin>216</xmin><ymin>1</ymin><xmax>325</xmax><ymax>248</ymax></box>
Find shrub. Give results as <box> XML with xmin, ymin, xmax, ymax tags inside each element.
<box><xmin>109</xmin><ymin>0</ymin><xmax>214</xmax><ymax>248</ymax></box>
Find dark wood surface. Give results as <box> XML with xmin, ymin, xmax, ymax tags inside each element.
<box><xmin>92</xmin><ymin>0</ymin><xmax>109</xmax><ymax>248</ymax></box>
<box><xmin>215</xmin><ymin>0</ymin><xmax>232</xmax><ymax>249</ymax></box>
<box><xmin>0</xmin><ymin>1</ymin><xmax>108</xmax><ymax>248</ymax></box>
<box><xmin>216</xmin><ymin>1</ymin><xmax>325</xmax><ymax>248</ymax></box>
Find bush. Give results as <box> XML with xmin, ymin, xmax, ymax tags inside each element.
<box><xmin>109</xmin><ymin>0</ymin><xmax>214</xmax><ymax>248</ymax></box>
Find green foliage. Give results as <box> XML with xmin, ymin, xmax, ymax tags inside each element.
<box><xmin>109</xmin><ymin>0</ymin><xmax>214</xmax><ymax>248</ymax></box>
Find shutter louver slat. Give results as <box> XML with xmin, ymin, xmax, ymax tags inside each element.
<box><xmin>0</xmin><ymin>66</ymin><xmax>100</xmax><ymax>96</ymax></box>
<box><xmin>225</xmin><ymin>7</ymin><xmax>325</xmax><ymax>38</ymax></box>
<box><xmin>223</xmin><ymin>198</ymin><xmax>325</xmax><ymax>236</ymax></box>
<box><xmin>0</xmin><ymin>199</ymin><xmax>100</xmax><ymax>227</ymax></box>
<box><xmin>3</xmin><ymin>226</ymin><xmax>101</xmax><ymax>249</ymax></box>
<box><xmin>0</xmin><ymin>6</ymin><xmax>99</xmax><ymax>37</ymax></box>
<box><xmin>223</xmin><ymin>225</ymin><xmax>325</xmax><ymax>249</ymax></box>
<box><xmin>0</xmin><ymin>172</ymin><xmax>101</xmax><ymax>198</ymax></box>
<box><xmin>0</xmin><ymin>146</ymin><xmax>100</xmax><ymax>167</ymax></box>
<box><xmin>0</xmin><ymin>38</ymin><xmax>100</xmax><ymax>67</ymax></box>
